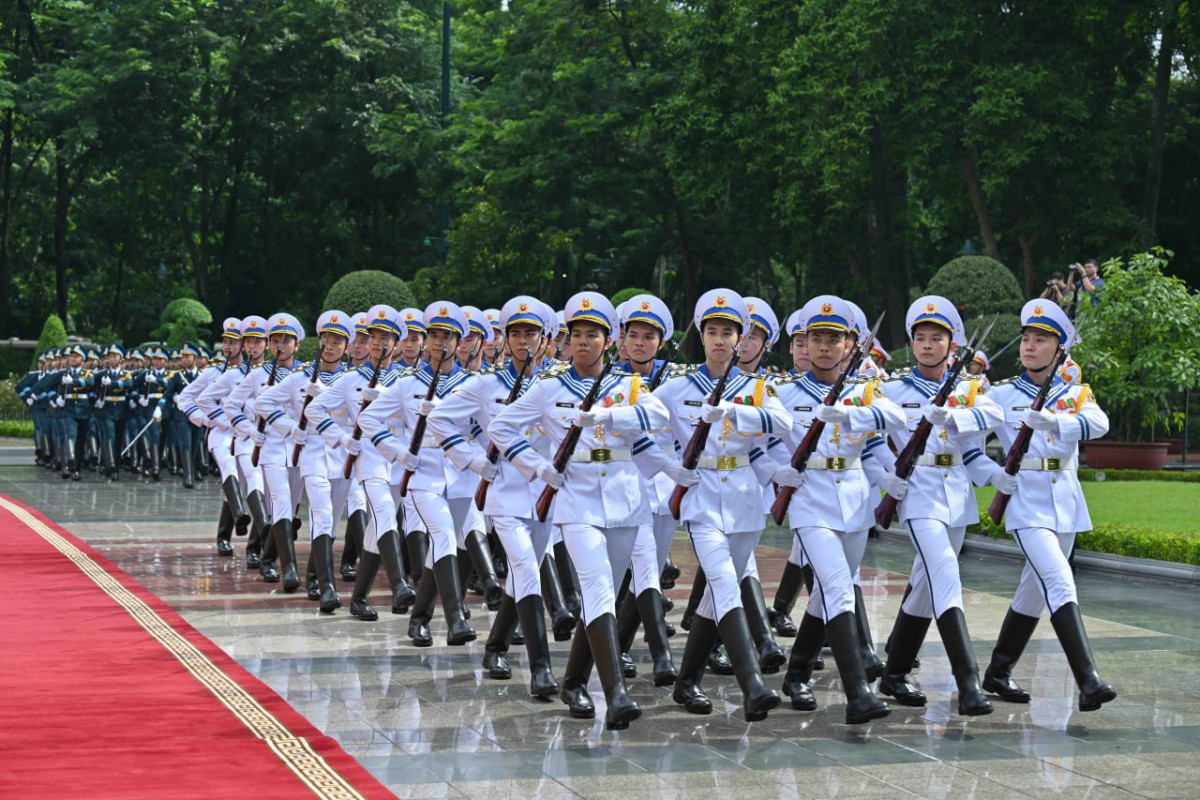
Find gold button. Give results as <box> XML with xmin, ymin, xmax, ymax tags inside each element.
<box><xmin>600</xmin><ymin>470</ymin><xmax>607</xmax><ymax>477</ymax></box>
<box><xmin>835</xmin><ymin>479</ymin><xmax>840</xmax><ymax>485</ymax></box>
<box><xmin>1052</xmin><ymin>478</ymin><xmax>1057</xmax><ymax>484</ymax></box>
<box><xmin>944</xmin><ymin>472</ymin><xmax>949</xmax><ymax>478</ymax></box>
<box><xmin>721</xmin><ymin>476</ymin><xmax>728</xmax><ymax>483</ymax></box>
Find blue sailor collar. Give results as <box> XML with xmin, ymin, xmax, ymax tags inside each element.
<box><xmin>901</xmin><ymin>368</ymin><xmax>947</xmax><ymax>399</ymax></box>
<box><xmin>560</xmin><ymin>365</ymin><xmax>626</xmax><ymax>402</ymax></box>
<box><xmin>415</xmin><ymin>361</ymin><xmax>471</xmax><ymax>396</ymax></box>
<box><xmin>497</xmin><ymin>360</ymin><xmax>538</xmax><ymax>392</ymax></box>
<box><xmin>685</xmin><ymin>364</ymin><xmax>757</xmax><ymax>400</ymax></box>
<box><xmin>1013</xmin><ymin>371</ymin><xmax>1072</xmax><ymax>404</ymax></box>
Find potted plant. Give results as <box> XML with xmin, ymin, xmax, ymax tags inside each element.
<box><xmin>1071</xmin><ymin>249</ymin><xmax>1200</xmax><ymax>469</ymax></box>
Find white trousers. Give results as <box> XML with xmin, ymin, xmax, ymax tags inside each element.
<box><xmin>235</xmin><ymin>452</ymin><xmax>264</xmax><ymax>496</ymax></box>
<box><xmin>263</xmin><ymin>462</ymin><xmax>303</xmax><ymax>523</ymax></box>
<box><xmin>1011</xmin><ymin>527</ymin><xmax>1078</xmax><ymax>617</ymax></box>
<box><xmin>794</xmin><ymin>526</ymin><xmax>868</xmax><ymax>622</ymax></box>
<box><xmin>347</xmin><ymin>480</ymin><xmax>366</xmax><ymax>515</ymax></box>
<box><xmin>901</xmin><ymin>520</ymin><xmax>967</xmax><ymax>619</ymax></box>
<box><xmin>491</xmin><ymin>516</ymin><xmax>553</xmax><ymax>602</ymax></box>
<box><xmin>629</xmin><ymin>514</ymin><xmax>674</xmax><ymax>595</ymax></box>
<box><xmin>208</xmin><ymin>430</ymin><xmax>238</xmax><ymax>481</ymax></box>
<box><xmin>410</xmin><ymin>491</ymin><xmax>473</xmax><ymax>564</ymax></box>
<box><xmin>560</xmin><ymin>523</ymin><xmax>638</xmax><ymax>626</ymax></box>
<box><xmin>401</xmin><ymin>492</ymin><xmax>425</xmax><ymax>534</ymax></box>
<box><xmin>362</xmin><ymin>478</ymin><xmax>399</xmax><ymax>554</ymax></box>
<box><xmin>305</xmin><ymin>475</ymin><xmax>350</xmax><ymax>541</ymax></box>
<box><xmin>685</xmin><ymin>523</ymin><xmax>761</xmax><ymax>622</ymax></box>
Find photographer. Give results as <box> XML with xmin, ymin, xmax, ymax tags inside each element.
<box><xmin>1070</xmin><ymin>259</ymin><xmax>1104</xmax><ymax>308</ymax></box>
<box><xmin>1039</xmin><ymin>271</ymin><xmax>1070</xmax><ymax>308</ymax></box>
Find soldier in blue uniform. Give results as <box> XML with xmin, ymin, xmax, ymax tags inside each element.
<box><xmin>161</xmin><ymin>342</ymin><xmax>204</xmax><ymax>489</ymax></box>
<box><xmin>17</xmin><ymin>352</ymin><xmax>49</xmax><ymax>466</ymax></box>
<box><xmin>93</xmin><ymin>344</ymin><xmax>134</xmax><ymax>481</ymax></box>
<box><xmin>50</xmin><ymin>345</ymin><xmax>95</xmax><ymax>481</ymax></box>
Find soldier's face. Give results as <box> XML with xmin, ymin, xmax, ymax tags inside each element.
<box><xmin>568</xmin><ymin>322</ymin><xmax>611</xmax><ymax>365</ymax></box>
<box><xmin>350</xmin><ymin>332</ymin><xmax>370</xmax><ymax>362</ymax></box>
<box><xmin>243</xmin><ymin>337</ymin><xmax>267</xmax><ymax>361</ymax></box>
<box><xmin>967</xmin><ymin>361</ymin><xmax>984</xmax><ymax>375</ymax></box>
<box><xmin>401</xmin><ymin>332</ymin><xmax>424</xmax><ymax>361</ymax></box>
<box><xmin>505</xmin><ymin>324</ymin><xmax>542</xmax><ymax>366</ymax></box>
<box><xmin>911</xmin><ymin>324</ymin><xmax>951</xmax><ymax>367</ymax></box>
<box><xmin>151</xmin><ymin>357</ymin><xmax>166</xmax><ymax>370</ymax></box>
<box><xmin>105</xmin><ymin>354</ymin><xmax>120</xmax><ymax>369</ymax></box>
<box><xmin>807</xmin><ymin>329</ymin><xmax>849</xmax><ymax>371</ymax></box>
<box><xmin>701</xmin><ymin>321</ymin><xmax>741</xmax><ymax>363</ymax></box>
<box><xmin>223</xmin><ymin>336</ymin><xmax>242</xmax><ymax>360</ymax></box>
<box><xmin>68</xmin><ymin>355</ymin><xmax>83</xmax><ymax>368</ymax></box>
<box><xmin>320</xmin><ymin>333</ymin><xmax>348</xmax><ymax>363</ymax></box>
<box><xmin>182</xmin><ymin>354</ymin><xmax>195</xmax><ymax>368</ymax></box>
<box><xmin>427</xmin><ymin>328</ymin><xmax>456</xmax><ymax>360</ymax></box>
<box><xmin>739</xmin><ymin>327</ymin><xmax>768</xmax><ymax>365</ymax></box>
<box><xmin>458</xmin><ymin>331</ymin><xmax>482</xmax><ymax>361</ymax></box>
<box><xmin>1020</xmin><ymin>328</ymin><xmax>1059</xmax><ymax>370</ymax></box>
<box><xmin>790</xmin><ymin>333</ymin><xmax>810</xmax><ymax>372</ymax></box>
<box><xmin>624</xmin><ymin>322</ymin><xmax>662</xmax><ymax>363</ymax></box>
<box><xmin>367</xmin><ymin>329</ymin><xmax>395</xmax><ymax>361</ymax></box>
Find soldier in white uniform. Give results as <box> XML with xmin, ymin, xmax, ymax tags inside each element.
<box><xmin>645</xmin><ymin>289</ymin><xmax>789</xmax><ymax>723</ymax></box>
<box><xmin>255</xmin><ymin>310</ymin><xmax>351</xmax><ymax>612</ymax></box>
<box><xmin>306</xmin><ymin>305</ymin><xmax>413</xmax><ymax>621</ymax></box>
<box><xmin>427</xmin><ymin>296</ymin><xmax>563</xmax><ymax>697</ymax></box>
<box><xmin>357</xmin><ymin>302</ymin><xmax>479</xmax><ymax>648</ymax></box>
<box><xmin>873</xmin><ymin>297</ymin><xmax>1001</xmax><ymax>716</ymax></box>
<box><xmin>979</xmin><ymin>300</ymin><xmax>1115</xmax><ymax>712</ymax></box>
<box><xmin>771</xmin><ymin>295</ymin><xmax>904</xmax><ymax>724</ymax></box>
<box><xmin>489</xmin><ymin>292</ymin><xmax>668</xmax><ymax>730</ymax></box>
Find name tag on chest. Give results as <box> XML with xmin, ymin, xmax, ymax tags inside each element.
<box><xmin>902</xmin><ymin>403</ymin><xmax>921</xmax><ymax>408</ymax></box>
<box><xmin>794</xmin><ymin>405</ymin><xmax>812</xmax><ymax>412</ymax></box>
<box><xmin>684</xmin><ymin>400</ymin><xmax>702</xmax><ymax>407</ymax></box>
<box><xmin>556</xmin><ymin>402</ymin><xmax>575</xmax><ymax>409</ymax></box>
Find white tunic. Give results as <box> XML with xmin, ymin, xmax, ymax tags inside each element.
<box><xmin>255</xmin><ymin>365</ymin><xmax>346</xmax><ymax>476</ymax></box>
<box><xmin>306</xmin><ymin>363</ymin><xmax>403</xmax><ymax>483</ymax></box>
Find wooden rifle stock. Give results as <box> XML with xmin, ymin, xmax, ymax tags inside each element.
<box><xmin>667</xmin><ymin>344</ymin><xmax>741</xmax><ymax>520</ymax></box>
<box><xmin>250</xmin><ymin>357</ymin><xmax>282</xmax><ymax>467</ymax></box>
<box><xmin>342</xmin><ymin>354</ymin><xmax>384</xmax><ymax>479</ymax></box>
<box><xmin>987</xmin><ymin>347</ymin><xmax>1068</xmax><ymax>525</ymax></box>
<box><xmin>291</xmin><ymin>361</ymin><xmax>323</xmax><ymax>464</ymax></box>
<box><xmin>474</xmin><ymin>351</ymin><xmax>533</xmax><ymax>510</ymax></box>
<box><xmin>398</xmin><ymin>353</ymin><xmax>451</xmax><ymax>497</ymax></box>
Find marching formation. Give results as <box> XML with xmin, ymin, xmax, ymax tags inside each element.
<box><xmin>15</xmin><ymin>288</ymin><xmax>1116</xmax><ymax>728</ymax></box>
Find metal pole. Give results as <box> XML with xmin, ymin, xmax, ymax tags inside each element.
<box><xmin>1183</xmin><ymin>386</ymin><xmax>1190</xmax><ymax>466</ymax></box>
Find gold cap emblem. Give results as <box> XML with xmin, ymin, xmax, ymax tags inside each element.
<box><xmin>821</xmin><ymin>302</ymin><xmax>832</xmax><ymax>314</ymax></box>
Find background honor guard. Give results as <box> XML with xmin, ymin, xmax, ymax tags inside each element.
<box><xmin>257</xmin><ymin>310</ymin><xmax>351</xmax><ymax>612</ymax></box>
<box><xmin>307</xmin><ymin>304</ymin><xmax>414</xmax><ymax>622</ymax></box>
<box><xmin>93</xmin><ymin>344</ymin><xmax>132</xmax><ymax>481</ymax></box>
<box><xmin>482</xmin><ymin>308</ymin><xmax>504</xmax><ymax>368</ymax></box>
<box><xmin>357</xmin><ymin>302</ymin><xmax>480</xmax><ymax>647</ymax></box>
<box><xmin>160</xmin><ymin>341</ymin><xmax>203</xmax><ymax>488</ymax></box>
<box><xmin>979</xmin><ymin>300</ymin><xmax>1115</xmax><ymax>712</ymax></box>
<box><xmin>643</xmin><ymin>289</ymin><xmax>788</xmax><ymax>723</ymax></box>
<box><xmin>770</xmin><ymin>295</ymin><xmax>904</xmax><ymax>723</ymax></box>
<box><xmin>489</xmin><ymin>292</ymin><xmax>668</xmax><ymax>729</ymax></box>
<box><xmin>427</xmin><ymin>296</ymin><xmax>564</xmax><ymax>698</ymax></box>
<box><xmin>54</xmin><ymin>345</ymin><xmax>95</xmax><ymax>481</ymax></box>
<box><xmin>874</xmin><ymin>296</ymin><xmax>1001</xmax><ymax>716</ymax></box>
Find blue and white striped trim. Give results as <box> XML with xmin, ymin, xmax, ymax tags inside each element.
<box><xmin>504</xmin><ymin>441</ymin><xmax>532</xmax><ymax>462</ymax></box>
<box><xmin>230</xmin><ymin>414</ymin><xmax>248</xmax><ymax>427</ymax></box>
<box><xmin>1078</xmin><ymin>414</ymin><xmax>1090</xmax><ymax>440</ymax></box>
<box><xmin>186</xmin><ymin>405</ymin><xmax>200</xmax><ymax>416</ymax></box>
<box><xmin>749</xmin><ymin>447</ymin><xmax>765</xmax><ymax>463</ymax></box>
<box><xmin>634</xmin><ymin>404</ymin><xmax>650</xmax><ymax>430</ymax></box>
<box><xmin>208</xmin><ymin>409</ymin><xmax>225</xmax><ymax>421</ymax></box>
<box><xmin>370</xmin><ymin>431</ymin><xmax>393</xmax><ymax>447</ymax></box>
<box><xmin>868</xmin><ymin>405</ymin><xmax>885</xmax><ymax>431</ymax></box>
<box><xmin>969</xmin><ymin>407</ymin><xmax>986</xmax><ymax>432</ymax></box>
<box><xmin>631</xmin><ymin>436</ymin><xmax>654</xmax><ymax>456</ymax></box>
<box><xmin>963</xmin><ymin>448</ymin><xmax>985</xmax><ymax>465</ymax></box>
<box><xmin>441</xmin><ymin>434</ymin><xmax>466</xmax><ymax>451</ymax></box>
<box><xmin>316</xmin><ymin>418</ymin><xmax>336</xmax><ymax>433</ymax></box>
<box><xmin>755</xmin><ymin>406</ymin><xmax>771</xmax><ymax>434</ymax></box>
<box><xmin>266</xmin><ymin>410</ymin><xmax>285</xmax><ymax>425</ymax></box>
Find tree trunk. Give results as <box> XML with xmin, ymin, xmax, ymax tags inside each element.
<box><xmin>1142</xmin><ymin>16</ymin><xmax>1176</xmax><ymax>240</ymax></box>
<box><xmin>53</xmin><ymin>138</ymin><xmax>70</xmax><ymax>323</ymax></box>
<box><xmin>958</xmin><ymin>147</ymin><xmax>1001</xmax><ymax>259</ymax></box>
<box><xmin>866</xmin><ymin>125</ymin><xmax>908</xmax><ymax>345</ymax></box>
<box><xmin>1017</xmin><ymin>230</ymin><xmax>1038</xmax><ymax>299</ymax></box>
<box><xmin>1</xmin><ymin>107</ymin><xmax>13</xmax><ymax>307</ymax></box>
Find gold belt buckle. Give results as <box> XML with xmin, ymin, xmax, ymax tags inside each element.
<box><xmin>934</xmin><ymin>453</ymin><xmax>954</xmax><ymax>467</ymax></box>
<box><xmin>716</xmin><ymin>455</ymin><xmax>739</xmax><ymax>471</ymax></box>
<box><xmin>590</xmin><ymin>448</ymin><xmax>612</xmax><ymax>463</ymax></box>
<box><xmin>1044</xmin><ymin>457</ymin><xmax>1061</xmax><ymax>471</ymax></box>
<box><xmin>826</xmin><ymin>457</ymin><xmax>847</xmax><ymax>471</ymax></box>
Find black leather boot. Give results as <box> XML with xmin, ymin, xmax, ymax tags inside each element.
<box><xmin>312</xmin><ymin>535</ymin><xmax>342</xmax><ymax>613</ymax></box>
<box><xmin>660</xmin><ymin>557</ymin><xmax>681</xmax><ymax>590</ymax></box>
<box><xmin>718</xmin><ymin>608</ymin><xmax>781</xmax><ymax>722</ymax></box>
<box><xmin>149</xmin><ymin>441</ymin><xmax>161</xmax><ymax>481</ymax></box>
<box><xmin>742</xmin><ymin>576</ymin><xmax>786</xmax><ymax>674</ymax></box>
<box><xmin>681</xmin><ymin>568</ymin><xmax>706</xmax><ymax>631</ymax></box>
<box><xmin>222</xmin><ymin>476</ymin><xmax>251</xmax><ymax>534</ymax></box>
<box><xmin>245</xmin><ymin>490</ymin><xmax>270</xmax><ymax>569</ymax></box>
<box><xmin>615</xmin><ymin>580</ymin><xmax>639</xmax><ymax>679</ymax></box>
<box><xmin>770</xmin><ymin>561</ymin><xmax>804</xmax><ymax>637</ymax></box>
<box><xmin>306</xmin><ymin>550</ymin><xmax>320</xmax><ymax>600</ymax></box>
<box><xmin>483</xmin><ymin>594</ymin><xmax>517</xmax><ymax>679</ymax></box>
<box><xmin>465</xmin><ymin>530</ymin><xmax>504</xmax><ymax>610</ymax></box>
<box><xmin>553</xmin><ymin>541</ymin><xmax>582</xmax><ymax>619</ymax></box>
<box><xmin>487</xmin><ymin>530</ymin><xmax>508</xmax><ymax>581</ymax></box>
<box><xmin>340</xmin><ymin>510</ymin><xmax>365</xmax><ymax>581</ymax></box>
<box><xmin>585</xmin><ymin>613</ymin><xmax>642</xmax><ymax>730</ymax></box>
<box><xmin>516</xmin><ymin>595</ymin><xmax>560</xmax><ymax>699</ymax></box>
<box><xmin>1050</xmin><ymin>602</ymin><xmax>1116</xmax><ymax>711</ymax></box>
<box><xmin>103</xmin><ymin>440</ymin><xmax>118</xmax><ymax>481</ymax></box>
<box><xmin>350</xmin><ymin>551</ymin><xmax>381</xmax><ymax>621</ymax></box>
<box><xmin>378</xmin><ymin>530</ymin><xmax>416</xmax><ymax>614</ymax></box>
<box><xmin>405</xmin><ymin>570</ymin><xmax>437</xmax><ymax>645</ymax></box>
<box><xmin>405</xmin><ymin>529</ymin><xmax>427</xmax><ymax>584</ymax></box>
<box><xmin>708</xmin><ymin>640</ymin><xmax>734</xmax><ymax>675</ymax></box>
<box><xmin>274</xmin><ymin>519</ymin><xmax>301</xmax><ymax>593</ymax></box>
<box><xmin>560</xmin><ymin>619</ymin><xmax>596</xmax><ymax>719</ymax></box>
<box><xmin>432</xmin><ymin>555</ymin><xmax>476</xmax><ymax>646</ymax></box>
<box><xmin>878</xmin><ymin>611</ymin><xmax>931</xmax><ymax>707</ymax></box>
<box><xmin>937</xmin><ymin>607</ymin><xmax>993</xmax><ymax>716</ymax></box>
<box><xmin>672</xmin><ymin>615</ymin><xmax>716</xmax><ymax>714</ymax></box>
<box><xmin>636</xmin><ymin>589</ymin><xmax>677</xmax><ymax>686</ymax></box>
<box><xmin>182</xmin><ymin>446</ymin><xmax>195</xmax><ymax>489</ymax></box>
<box><xmin>540</xmin><ymin>555</ymin><xmax>576</xmax><ymax>641</ymax></box>
<box><xmin>215</xmin><ymin>502</ymin><xmax>234</xmax><ymax>557</ymax></box>
<box><xmin>826</xmin><ymin>611</ymin><xmax>890</xmax><ymax>724</ymax></box>
<box><xmin>781</xmin><ymin>613</ymin><xmax>824</xmax><ymax>711</ymax></box>
<box><xmin>258</xmin><ymin>524</ymin><xmax>280</xmax><ymax>582</ymax></box>
<box><xmin>983</xmin><ymin>608</ymin><xmax>1039</xmax><ymax>703</ymax></box>
<box><xmin>855</xmin><ymin>585</ymin><xmax>884</xmax><ymax>681</ymax></box>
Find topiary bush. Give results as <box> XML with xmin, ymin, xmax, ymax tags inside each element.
<box><xmin>925</xmin><ymin>256</ymin><xmax>1024</xmax><ymax>318</ymax></box>
<box><xmin>976</xmin><ymin>312</ymin><xmax>1022</xmax><ymax>378</ymax></box>
<box><xmin>166</xmin><ymin>318</ymin><xmax>199</xmax><ymax>350</ymax></box>
<box><xmin>33</xmin><ymin>314</ymin><xmax>69</xmax><ymax>368</ymax></box>
<box><xmin>610</xmin><ymin>287</ymin><xmax>653</xmax><ymax>308</ymax></box>
<box><xmin>324</xmin><ymin>270</ymin><xmax>417</xmax><ymax>315</ymax></box>
<box><xmin>162</xmin><ymin>298</ymin><xmax>213</xmax><ymax>327</ymax></box>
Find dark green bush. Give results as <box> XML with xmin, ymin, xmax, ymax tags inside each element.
<box><xmin>611</xmin><ymin>287</ymin><xmax>653</xmax><ymax>308</ymax></box>
<box><xmin>1077</xmin><ymin>468</ymin><xmax>1200</xmax><ymax>483</ymax></box>
<box><xmin>323</xmin><ymin>270</ymin><xmax>417</xmax><ymax>315</ymax></box>
<box><xmin>968</xmin><ymin>516</ymin><xmax>1200</xmax><ymax>565</ymax></box>
<box><xmin>297</xmin><ymin>337</ymin><xmax>320</xmax><ymax>363</ymax></box>
<box><xmin>162</xmin><ymin>298</ymin><xmax>213</xmax><ymax>326</ymax></box>
<box><xmin>0</xmin><ymin>420</ymin><xmax>34</xmax><ymax>438</ymax></box>
<box><xmin>166</xmin><ymin>318</ymin><xmax>199</xmax><ymax>350</ymax></box>
<box><xmin>925</xmin><ymin>256</ymin><xmax>1024</xmax><ymax>318</ymax></box>
<box><xmin>33</xmin><ymin>314</ymin><xmax>69</xmax><ymax>368</ymax></box>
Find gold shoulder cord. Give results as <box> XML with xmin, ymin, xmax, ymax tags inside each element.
<box><xmin>629</xmin><ymin>374</ymin><xmax>641</xmax><ymax>406</ymax></box>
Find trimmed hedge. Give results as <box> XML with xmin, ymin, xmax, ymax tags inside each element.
<box><xmin>323</xmin><ymin>270</ymin><xmax>417</xmax><ymax>315</ymax></box>
<box><xmin>0</xmin><ymin>420</ymin><xmax>34</xmax><ymax>438</ymax></box>
<box><xmin>968</xmin><ymin>515</ymin><xmax>1200</xmax><ymax>566</ymax></box>
<box><xmin>925</xmin><ymin>256</ymin><xmax>1024</xmax><ymax>318</ymax></box>
<box><xmin>1078</xmin><ymin>468</ymin><xmax>1200</xmax><ymax>483</ymax></box>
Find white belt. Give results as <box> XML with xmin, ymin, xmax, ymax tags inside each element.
<box><xmin>915</xmin><ymin>453</ymin><xmax>961</xmax><ymax>467</ymax></box>
<box><xmin>1020</xmin><ymin>456</ymin><xmax>1075</xmax><ymax>471</ymax></box>
<box><xmin>569</xmin><ymin>448</ymin><xmax>632</xmax><ymax>464</ymax></box>
<box><xmin>697</xmin><ymin>454</ymin><xmax>749</xmax><ymax>471</ymax></box>
<box><xmin>805</xmin><ymin>455</ymin><xmax>862</xmax><ymax>471</ymax></box>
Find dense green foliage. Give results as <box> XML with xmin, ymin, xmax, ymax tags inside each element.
<box><xmin>32</xmin><ymin>315</ymin><xmax>68</xmax><ymax>366</ymax></box>
<box><xmin>323</xmin><ymin>270</ymin><xmax>419</xmax><ymax>317</ymax></box>
<box><xmin>1078</xmin><ymin>468</ymin><xmax>1200</xmax><ymax>483</ymax></box>
<box><xmin>2</xmin><ymin>1</ymin><xmax>1199</xmax><ymax>353</ymax></box>
<box><xmin>611</xmin><ymin>288</ymin><xmax>653</xmax><ymax>308</ymax></box>
<box><xmin>926</xmin><ymin>257</ymin><xmax>1025</xmax><ymax>319</ymax></box>
<box><xmin>0</xmin><ymin>420</ymin><xmax>35</xmax><ymax>439</ymax></box>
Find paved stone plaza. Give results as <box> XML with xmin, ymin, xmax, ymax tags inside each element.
<box><xmin>3</xmin><ymin>452</ymin><xmax>1199</xmax><ymax>799</ymax></box>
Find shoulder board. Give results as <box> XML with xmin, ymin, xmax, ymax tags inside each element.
<box><xmin>772</xmin><ymin>373</ymin><xmax>800</xmax><ymax>387</ymax></box>
<box><xmin>610</xmin><ymin>367</ymin><xmax>635</xmax><ymax>378</ymax></box>
<box><xmin>882</xmin><ymin>367</ymin><xmax>911</xmax><ymax>382</ymax></box>
<box><xmin>397</xmin><ymin>365</ymin><xmax>420</xmax><ymax>378</ymax></box>
<box><xmin>478</xmin><ymin>364</ymin><xmax>501</xmax><ymax>375</ymax></box>
<box><xmin>538</xmin><ymin>363</ymin><xmax>571</xmax><ymax>380</ymax></box>
<box><xmin>991</xmin><ymin>376</ymin><xmax>1018</xmax><ymax>387</ymax></box>
<box><xmin>660</xmin><ymin>363</ymin><xmax>699</xmax><ymax>382</ymax></box>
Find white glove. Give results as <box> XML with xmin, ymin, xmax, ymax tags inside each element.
<box><xmin>61</xmin><ymin>374</ymin><xmax>73</xmax><ymax>386</ymax></box>
<box><xmin>815</xmin><ymin>404</ymin><xmax>851</xmax><ymax>424</ymax></box>
<box><xmin>250</xmin><ymin>429</ymin><xmax>266</xmax><ymax>447</ymax></box>
<box><xmin>304</xmin><ymin>381</ymin><xmax>325</xmax><ymax>399</ymax></box>
<box><xmin>468</xmin><ymin>455</ymin><xmax>498</xmax><ymax>482</ymax></box>
<box><xmin>990</xmin><ymin>471</ymin><xmax>1018</xmax><ymax>495</ymax></box>
<box><xmin>291</xmin><ymin>427</ymin><xmax>307</xmax><ymax>446</ymax></box>
<box><xmin>339</xmin><ymin>434</ymin><xmax>361</xmax><ymax>456</ymax></box>
<box><xmin>1023</xmin><ymin>408</ymin><xmax>1057</xmax><ymax>431</ymax></box>
<box><xmin>138</xmin><ymin>397</ymin><xmax>149</xmax><ymax>407</ymax></box>
<box><xmin>535</xmin><ymin>461</ymin><xmax>564</xmax><ymax>489</ymax></box>
<box><xmin>772</xmin><ymin>465</ymin><xmax>805</xmax><ymax>489</ymax></box>
<box><xmin>54</xmin><ymin>396</ymin><xmax>66</xmax><ymax>408</ymax></box>
<box><xmin>398</xmin><ymin>449</ymin><xmax>420</xmax><ymax>471</ymax></box>
<box><xmin>701</xmin><ymin>402</ymin><xmax>733</xmax><ymax>424</ymax></box>
<box><xmin>360</xmin><ymin>386</ymin><xmax>380</xmax><ymax>402</ymax></box>
<box><xmin>93</xmin><ymin>399</ymin><xmax>103</xmax><ymax>409</ymax></box>
<box><xmin>881</xmin><ymin>472</ymin><xmax>909</xmax><ymax>500</ymax></box>
<box><xmin>152</xmin><ymin>406</ymin><xmax>163</xmax><ymax>421</ymax></box>
<box><xmin>417</xmin><ymin>398</ymin><xmax>438</xmax><ymax>417</ymax></box>
<box><xmin>664</xmin><ymin>461</ymin><xmax>700</xmax><ymax>487</ymax></box>
<box><xmin>172</xmin><ymin>395</ymin><xmax>185</xmax><ymax>410</ymax></box>
<box><xmin>921</xmin><ymin>404</ymin><xmax>950</xmax><ymax>426</ymax></box>
<box><xmin>144</xmin><ymin>374</ymin><xmax>157</xmax><ymax>385</ymax></box>
<box><xmin>101</xmin><ymin>376</ymin><xmax>112</xmax><ymax>387</ymax></box>
<box><xmin>574</xmin><ymin>407</ymin><xmax>612</xmax><ymax>428</ymax></box>
<box><xmin>25</xmin><ymin>397</ymin><xmax>34</xmax><ymax>407</ymax></box>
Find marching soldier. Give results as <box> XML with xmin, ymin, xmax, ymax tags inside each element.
<box><xmin>93</xmin><ymin>344</ymin><xmax>133</xmax><ymax>481</ymax></box>
<box><xmin>161</xmin><ymin>342</ymin><xmax>203</xmax><ymax>489</ymax></box>
<box><xmin>53</xmin><ymin>345</ymin><xmax>94</xmax><ymax>481</ymax></box>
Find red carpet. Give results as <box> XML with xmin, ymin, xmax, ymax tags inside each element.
<box><xmin>0</xmin><ymin>496</ymin><xmax>395</xmax><ymax>800</ymax></box>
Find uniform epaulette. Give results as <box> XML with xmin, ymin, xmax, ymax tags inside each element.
<box><xmin>397</xmin><ymin>364</ymin><xmax>419</xmax><ymax>378</ymax></box>
<box><xmin>991</xmin><ymin>376</ymin><xmax>1018</xmax><ymax>387</ymax></box>
<box><xmin>477</xmin><ymin>363</ymin><xmax>501</xmax><ymax>375</ymax></box>
<box><xmin>771</xmin><ymin>373</ymin><xmax>800</xmax><ymax>386</ymax></box>
<box><xmin>659</xmin><ymin>363</ymin><xmax>698</xmax><ymax>382</ymax></box>
<box><xmin>539</xmin><ymin>362</ymin><xmax>571</xmax><ymax>380</ymax></box>
<box><xmin>882</xmin><ymin>367</ymin><xmax>911</xmax><ymax>383</ymax></box>
<box><xmin>610</xmin><ymin>367</ymin><xmax>635</xmax><ymax>378</ymax></box>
